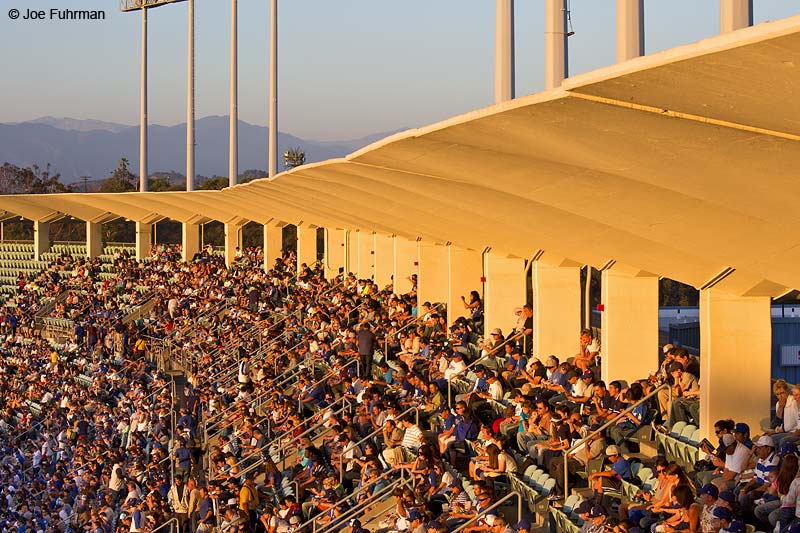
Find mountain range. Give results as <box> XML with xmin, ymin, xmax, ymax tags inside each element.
<box><xmin>0</xmin><ymin>116</ymin><xmax>404</xmax><ymax>183</ymax></box>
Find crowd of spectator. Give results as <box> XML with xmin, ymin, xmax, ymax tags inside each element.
<box><xmin>0</xmin><ymin>240</ymin><xmax>791</xmax><ymax>533</ymax></box>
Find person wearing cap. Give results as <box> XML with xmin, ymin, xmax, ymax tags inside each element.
<box><xmin>588</xmin><ymin>445</ymin><xmax>632</xmax><ymax>498</ymax></box>
<box><xmin>513</xmin><ymin>518</ymin><xmax>531</xmax><ymax>533</ymax></box>
<box><xmin>703</xmin><ymin>433</ymin><xmax>749</xmax><ymax>490</ymax></box>
<box><xmin>502</xmin><ymin>346</ymin><xmax>528</xmax><ymax>389</ymax></box>
<box><xmin>408</xmin><ymin>508</ymin><xmax>427</xmax><ymax>533</ymax></box>
<box><xmin>738</xmin><ymin>435</ymin><xmax>779</xmax><ymax>511</ymax></box>
<box><xmin>733</xmin><ymin>422</ymin><xmax>753</xmax><ymax>449</ymax></box>
<box><xmin>720</xmin><ymin>519</ymin><xmax>745</xmax><ymax>533</ymax></box>
<box><xmin>698</xmin><ymin>483</ymin><xmax>721</xmax><ymax>533</ymax></box>
<box><xmin>444</xmin><ymin>351</ymin><xmax>467</xmax><ymax>381</ymax></box>
<box><xmin>457</xmin><ymin>365</ymin><xmax>489</xmax><ymax>404</ymax></box>
<box><xmin>712</xmin><ymin>506</ymin><xmax>732</xmax><ymax>531</ymax></box>
<box><xmin>584</xmin><ymin>505</ymin><xmax>609</xmax><ymax>533</ymax></box>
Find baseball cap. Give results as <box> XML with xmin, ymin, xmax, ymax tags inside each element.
<box><xmin>545</xmin><ymin>355</ymin><xmax>559</xmax><ymax>367</ymax></box>
<box><xmin>491</xmin><ymin>328</ymin><xmax>502</xmax><ymax>336</ymax></box>
<box><xmin>605</xmin><ymin>445</ymin><xmax>621</xmax><ymax>456</ymax></box>
<box><xmin>581</xmin><ymin>370</ymin><xmax>594</xmax><ymax>380</ymax></box>
<box><xmin>289</xmin><ymin>516</ymin><xmax>301</xmax><ymax>525</ymax></box>
<box><xmin>588</xmin><ymin>506</ymin><xmax>608</xmax><ymax>518</ymax></box>
<box><xmin>756</xmin><ymin>435</ymin><xmax>775</xmax><ymax>448</ymax></box>
<box><xmin>514</xmin><ymin>519</ymin><xmax>532</xmax><ymax>531</ymax></box>
<box><xmin>349</xmin><ymin>519</ymin><xmax>362</xmax><ymax>528</ymax></box>
<box><xmin>474</xmin><ymin>364</ymin><xmax>486</xmax><ymax>373</ymax></box>
<box><xmin>575</xmin><ymin>500</ymin><xmax>593</xmax><ymax>515</ymax></box>
<box><xmin>713</xmin><ymin>507</ymin><xmax>732</xmax><ymax>521</ymax></box>
<box><xmin>718</xmin><ymin>491</ymin><xmax>736</xmax><ymax>504</ymax></box>
<box><xmin>721</xmin><ymin>433</ymin><xmax>736</xmax><ymax>447</ymax></box>
<box><xmin>726</xmin><ymin>520</ymin><xmax>745</xmax><ymax>533</ymax></box>
<box><xmin>662</xmin><ymin>344</ymin><xmax>674</xmax><ymax>354</ymax></box>
<box><xmin>782</xmin><ymin>441</ymin><xmax>799</xmax><ymax>457</ymax></box>
<box><xmin>698</xmin><ymin>483</ymin><xmax>719</xmax><ymax>498</ymax></box>
<box><xmin>733</xmin><ymin>422</ymin><xmax>750</xmax><ymax>434</ymax></box>
<box><xmin>408</xmin><ymin>510</ymin><xmax>423</xmax><ymax>521</ymax></box>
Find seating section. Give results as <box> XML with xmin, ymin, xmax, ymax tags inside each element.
<box><xmin>656</xmin><ymin>423</ymin><xmax>701</xmax><ymax>471</ymax></box>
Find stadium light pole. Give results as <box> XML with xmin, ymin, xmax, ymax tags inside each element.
<box><xmin>544</xmin><ymin>0</ymin><xmax>568</xmax><ymax>90</ymax></box>
<box><xmin>268</xmin><ymin>0</ymin><xmax>278</xmax><ymax>178</ymax></box>
<box><xmin>616</xmin><ymin>0</ymin><xmax>644</xmax><ymax>62</ymax></box>
<box><xmin>186</xmin><ymin>0</ymin><xmax>195</xmax><ymax>191</ymax></box>
<box><xmin>494</xmin><ymin>0</ymin><xmax>514</xmax><ymax>104</ymax></box>
<box><xmin>229</xmin><ymin>0</ymin><xmax>238</xmax><ymax>187</ymax></box>
<box><xmin>720</xmin><ymin>0</ymin><xmax>752</xmax><ymax>33</ymax></box>
<box><xmin>140</xmin><ymin>5</ymin><xmax>148</xmax><ymax>191</ymax></box>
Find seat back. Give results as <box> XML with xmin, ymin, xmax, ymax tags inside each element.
<box><xmin>670</xmin><ymin>421</ymin><xmax>687</xmax><ymax>437</ymax></box>
<box><xmin>679</xmin><ymin>424</ymin><xmax>697</xmax><ymax>442</ymax></box>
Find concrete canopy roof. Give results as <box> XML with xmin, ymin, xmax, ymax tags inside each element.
<box><xmin>3</xmin><ymin>14</ymin><xmax>800</xmax><ymax>298</ymax></box>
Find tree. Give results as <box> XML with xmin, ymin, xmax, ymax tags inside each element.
<box><xmin>283</xmin><ymin>147</ymin><xmax>306</xmax><ymax>170</ymax></box>
<box><xmin>198</xmin><ymin>176</ymin><xmax>229</xmax><ymax>191</ymax></box>
<box><xmin>100</xmin><ymin>158</ymin><xmax>137</xmax><ymax>193</ymax></box>
<box><xmin>0</xmin><ymin>162</ymin><xmax>72</xmax><ymax>194</ymax></box>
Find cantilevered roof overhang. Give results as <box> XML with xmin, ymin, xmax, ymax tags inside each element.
<box><xmin>3</xmin><ymin>14</ymin><xmax>800</xmax><ymax>297</ymax></box>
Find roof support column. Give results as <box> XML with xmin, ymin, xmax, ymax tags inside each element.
<box><xmin>323</xmin><ymin>228</ymin><xmax>346</xmax><ymax>280</ymax></box>
<box><xmin>393</xmin><ymin>236</ymin><xmax>418</xmax><ymax>296</ymax></box>
<box><xmin>33</xmin><ymin>221</ymin><xmax>50</xmax><ymax>262</ymax></box>
<box><xmin>182</xmin><ymin>223</ymin><xmax>199</xmax><ymax>263</ymax></box>
<box><xmin>374</xmin><ymin>233</ymin><xmax>394</xmax><ymax>289</ymax></box>
<box><xmin>86</xmin><ymin>222</ymin><xmax>103</xmax><ymax>259</ymax></box>
<box><xmin>224</xmin><ymin>222</ymin><xmax>243</xmax><ymax>267</ymax></box>
<box><xmin>616</xmin><ymin>0</ymin><xmax>644</xmax><ymax>62</ymax></box>
<box><xmin>720</xmin><ymin>0</ymin><xmax>752</xmax><ymax>33</ymax></box>
<box><xmin>494</xmin><ymin>0</ymin><xmax>514</xmax><ymax>103</ymax></box>
<box><xmin>355</xmin><ymin>230</ymin><xmax>374</xmax><ymax>281</ymax></box>
<box><xmin>532</xmin><ymin>257</ymin><xmax>581</xmax><ymax>361</ymax></box>
<box><xmin>600</xmin><ymin>268</ymin><xmax>659</xmax><ymax>386</ymax></box>
<box><xmin>418</xmin><ymin>241</ymin><xmax>448</xmax><ymax>311</ymax></box>
<box><xmin>263</xmin><ymin>223</ymin><xmax>283</xmax><ymax>272</ymax></box>
<box><xmin>296</xmin><ymin>225</ymin><xmax>317</xmax><ymax>274</ymax></box>
<box><xmin>448</xmin><ymin>246</ymin><xmax>483</xmax><ymax>327</ymax></box>
<box><xmin>483</xmin><ymin>251</ymin><xmax>525</xmax><ymax>342</ymax></box>
<box><xmin>544</xmin><ymin>0</ymin><xmax>568</xmax><ymax>89</ymax></box>
<box><xmin>699</xmin><ymin>289</ymin><xmax>770</xmax><ymax>439</ymax></box>
<box><xmin>136</xmin><ymin>222</ymin><xmax>152</xmax><ymax>261</ymax></box>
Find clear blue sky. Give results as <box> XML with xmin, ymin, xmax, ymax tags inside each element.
<box><xmin>0</xmin><ymin>0</ymin><xmax>796</xmax><ymax>140</ymax></box>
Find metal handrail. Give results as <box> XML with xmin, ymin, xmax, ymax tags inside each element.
<box><xmin>298</xmin><ymin>358</ymin><xmax>359</xmax><ymax>413</ymax></box>
<box><xmin>562</xmin><ymin>383</ymin><xmax>669</xmax><ymax>498</ymax></box>
<box><xmin>307</xmin><ymin>471</ymin><xmax>413</xmax><ymax>533</ymax></box>
<box><xmin>151</xmin><ymin>516</ymin><xmax>180</xmax><ymax>533</ymax></box>
<box><xmin>447</xmin><ymin>331</ymin><xmax>524</xmax><ymax>405</ymax></box>
<box><xmin>339</xmin><ymin>405</ymin><xmax>420</xmax><ymax>483</ymax></box>
<box><xmin>212</xmin><ymin>395</ymin><xmax>350</xmax><ymax>481</ymax></box>
<box><xmin>382</xmin><ymin>302</ymin><xmax>445</xmax><ymax>357</ymax></box>
<box><xmin>450</xmin><ymin>491</ymin><xmax>523</xmax><ymax>533</ymax></box>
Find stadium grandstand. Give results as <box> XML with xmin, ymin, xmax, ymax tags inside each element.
<box><xmin>1</xmin><ymin>6</ymin><xmax>800</xmax><ymax>533</ymax></box>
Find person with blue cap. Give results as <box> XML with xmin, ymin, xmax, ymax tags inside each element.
<box><xmin>513</xmin><ymin>518</ymin><xmax>532</xmax><ymax>533</ymax></box>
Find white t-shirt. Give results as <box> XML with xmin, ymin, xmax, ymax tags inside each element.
<box><xmin>725</xmin><ymin>442</ymin><xmax>751</xmax><ymax>474</ymax></box>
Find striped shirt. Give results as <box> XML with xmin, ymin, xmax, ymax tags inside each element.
<box><xmin>755</xmin><ymin>452</ymin><xmax>780</xmax><ymax>484</ymax></box>
<box><xmin>401</xmin><ymin>424</ymin><xmax>422</xmax><ymax>452</ymax></box>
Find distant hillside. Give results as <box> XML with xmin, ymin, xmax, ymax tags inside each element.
<box><xmin>0</xmin><ymin>116</ymin><xmax>404</xmax><ymax>183</ymax></box>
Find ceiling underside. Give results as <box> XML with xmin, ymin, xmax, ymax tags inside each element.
<box><xmin>4</xmin><ymin>15</ymin><xmax>800</xmax><ymax>298</ymax></box>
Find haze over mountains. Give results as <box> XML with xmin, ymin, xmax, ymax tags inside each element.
<box><xmin>0</xmin><ymin>116</ymin><xmax>403</xmax><ymax>183</ymax></box>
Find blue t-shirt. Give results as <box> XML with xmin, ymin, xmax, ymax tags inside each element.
<box><xmin>611</xmin><ymin>458</ymin><xmax>632</xmax><ymax>480</ymax></box>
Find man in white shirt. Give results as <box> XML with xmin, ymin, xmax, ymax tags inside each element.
<box><xmin>444</xmin><ymin>352</ymin><xmax>467</xmax><ymax>381</ymax></box>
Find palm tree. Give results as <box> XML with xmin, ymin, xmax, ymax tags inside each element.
<box><xmin>283</xmin><ymin>147</ymin><xmax>306</xmax><ymax>170</ymax></box>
